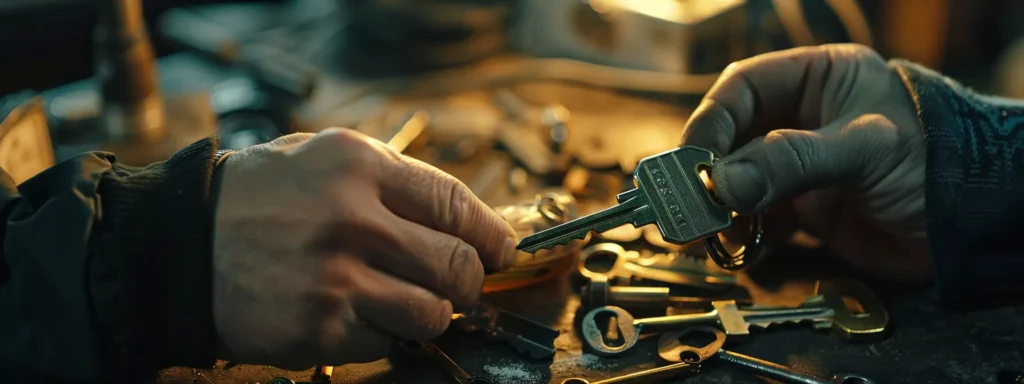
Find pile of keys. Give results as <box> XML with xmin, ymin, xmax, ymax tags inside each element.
<box><xmin>518</xmin><ymin>146</ymin><xmax>890</xmax><ymax>383</ymax></box>
<box><xmin>272</xmin><ymin>146</ymin><xmax>893</xmax><ymax>383</ymax></box>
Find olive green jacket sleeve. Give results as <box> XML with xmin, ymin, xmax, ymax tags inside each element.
<box><xmin>0</xmin><ymin>138</ymin><xmax>223</xmax><ymax>383</ymax></box>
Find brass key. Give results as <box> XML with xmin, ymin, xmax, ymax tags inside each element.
<box><xmin>516</xmin><ymin>147</ymin><xmax>731</xmax><ymax>253</ymax></box>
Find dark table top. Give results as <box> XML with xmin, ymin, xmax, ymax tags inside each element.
<box><xmin>158</xmin><ymin>244</ymin><xmax>1024</xmax><ymax>384</ymax></box>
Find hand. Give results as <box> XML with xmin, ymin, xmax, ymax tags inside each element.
<box><xmin>681</xmin><ymin>44</ymin><xmax>930</xmax><ymax>283</ymax></box>
<box><xmin>211</xmin><ymin>128</ymin><xmax>518</xmax><ymax>369</ymax></box>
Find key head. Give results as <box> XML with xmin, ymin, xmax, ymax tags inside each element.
<box><xmin>581</xmin><ymin>306</ymin><xmax>641</xmax><ymax>356</ymax></box>
<box><xmin>657</xmin><ymin>326</ymin><xmax>727</xmax><ymax>363</ymax></box>
<box><xmin>813</xmin><ymin>279</ymin><xmax>890</xmax><ymax>341</ymax></box>
<box><xmin>711</xmin><ymin>300</ymin><xmax>752</xmax><ymax>337</ymax></box>
<box><xmin>633</xmin><ymin>147</ymin><xmax>732</xmax><ymax>246</ymax></box>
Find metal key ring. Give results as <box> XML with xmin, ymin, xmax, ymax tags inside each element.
<box><xmin>577</xmin><ymin>243</ymin><xmax>634</xmax><ymax>281</ymax></box>
<box><xmin>703</xmin><ymin>213</ymin><xmax>763</xmax><ymax>271</ymax></box>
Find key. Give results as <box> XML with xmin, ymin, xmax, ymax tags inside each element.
<box><xmin>657</xmin><ymin>328</ymin><xmax>875</xmax><ymax>384</ymax></box>
<box><xmin>713</xmin><ymin>349</ymin><xmax>874</xmax><ymax>384</ymax></box>
<box><xmin>452</xmin><ymin>302</ymin><xmax>560</xmax><ymax>359</ymax></box>
<box><xmin>516</xmin><ymin>146</ymin><xmax>731</xmax><ymax>253</ymax></box>
<box><xmin>581</xmin><ymin>299</ymin><xmax>831</xmax><ymax>356</ymax></box>
<box><xmin>558</xmin><ymin>361</ymin><xmax>700</xmax><ymax>384</ymax></box>
<box><xmin>580</xmin><ymin>275</ymin><xmax>752</xmax><ymax>310</ymax></box>
<box><xmin>560</xmin><ymin>326</ymin><xmax>724</xmax><ymax>384</ymax></box>
<box><xmin>581</xmin><ymin>280</ymin><xmax>889</xmax><ymax>356</ymax></box>
<box><xmin>578</xmin><ymin>243</ymin><xmax>736</xmax><ymax>290</ymax></box>
<box><xmin>399</xmin><ymin>340</ymin><xmax>493</xmax><ymax>384</ymax></box>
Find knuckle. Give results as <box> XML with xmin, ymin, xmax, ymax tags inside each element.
<box><xmin>846</xmin><ymin>113</ymin><xmax>904</xmax><ymax>157</ymax></box>
<box><xmin>435</xmin><ymin>177</ymin><xmax>472</xmax><ymax>231</ymax></box>
<box><xmin>765</xmin><ymin>129</ymin><xmax>817</xmax><ymax>177</ymax></box>
<box><xmin>442</xmin><ymin>241</ymin><xmax>482</xmax><ymax>305</ymax></box>
<box><xmin>722</xmin><ymin>61</ymin><xmax>744</xmax><ymax>77</ymax></box>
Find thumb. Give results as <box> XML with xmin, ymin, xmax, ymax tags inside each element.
<box><xmin>709</xmin><ymin>115</ymin><xmax>899</xmax><ymax>213</ymax></box>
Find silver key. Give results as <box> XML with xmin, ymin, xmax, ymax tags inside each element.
<box><xmin>560</xmin><ymin>326</ymin><xmax>725</xmax><ymax>384</ymax></box>
<box><xmin>714</xmin><ymin>349</ymin><xmax>875</xmax><ymax>384</ymax></box>
<box><xmin>657</xmin><ymin>328</ymin><xmax>875</xmax><ymax>384</ymax></box>
<box><xmin>516</xmin><ymin>146</ymin><xmax>732</xmax><ymax>253</ymax></box>
<box><xmin>577</xmin><ymin>243</ymin><xmax>736</xmax><ymax>291</ymax></box>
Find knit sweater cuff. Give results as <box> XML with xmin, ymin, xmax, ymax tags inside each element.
<box><xmin>98</xmin><ymin>138</ymin><xmax>220</xmax><ymax>378</ymax></box>
<box><xmin>891</xmin><ymin>59</ymin><xmax>1024</xmax><ymax>310</ymax></box>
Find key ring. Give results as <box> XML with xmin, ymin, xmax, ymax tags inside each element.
<box><xmin>703</xmin><ymin>213</ymin><xmax>763</xmax><ymax>271</ymax></box>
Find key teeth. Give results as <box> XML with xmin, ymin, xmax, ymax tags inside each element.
<box><xmin>750</xmin><ymin>318</ymin><xmax>826</xmax><ymax>330</ymax></box>
<box><xmin>517</xmin><ymin>232</ymin><xmax>591</xmax><ymax>253</ymax></box>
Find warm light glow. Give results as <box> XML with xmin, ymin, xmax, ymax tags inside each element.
<box><xmin>593</xmin><ymin>0</ymin><xmax>745</xmax><ymax>25</ymax></box>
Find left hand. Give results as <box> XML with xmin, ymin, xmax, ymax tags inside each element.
<box><xmin>680</xmin><ymin>44</ymin><xmax>930</xmax><ymax>283</ymax></box>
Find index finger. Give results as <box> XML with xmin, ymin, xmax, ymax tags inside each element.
<box><xmin>377</xmin><ymin>149</ymin><xmax>518</xmax><ymax>272</ymax></box>
<box><xmin>680</xmin><ymin>45</ymin><xmax>835</xmax><ymax>155</ymax></box>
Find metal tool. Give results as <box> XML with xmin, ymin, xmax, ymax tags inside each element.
<box><xmin>311</xmin><ymin>365</ymin><xmax>332</xmax><ymax>383</ymax></box>
<box><xmin>581</xmin><ymin>279</ymin><xmax>889</xmax><ymax>356</ymax></box>
<box><xmin>452</xmin><ymin>303</ymin><xmax>560</xmax><ymax>359</ymax></box>
<box><xmin>559</xmin><ymin>361</ymin><xmax>700</xmax><ymax>384</ymax></box>
<box><xmin>95</xmin><ymin>0</ymin><xmax>166</xmax><ymax>144</ymax></box>
<box><xmin>713</xmin><ymin>349</ymin><xmax>874</xmax><ymax>384</ymax></box>
<box><xmin>516</xmin><ymin>146</ymin><xmax>736</xmax><ymax>253</ymax></box>
<box><xmin>387</xmin><ymin>110</ymin><xmax>430</xmax><ymax>153</ymax></box>
<box><xmin>658</xmin><ymin>328</ymin><xmax>875</xmax><ymax>384</ymax></box>
<box><xmin>578</xmin><ymin>243</ymin><xmax>735</xmax><ymax>290</ymax></box>
<box><xmin>399</xmin><ymin>340</ymin><xmax>493</xmax><ymax>384</ymax></box>
<box><xmin>580</xmin><ymin>275</ymin><xmax>751</xmax><ymax>310</ymax></box>
<box><xmin>492</xmin><ymin>88</ymin><xmax>555</xmax><ymax>175</ymax></box>
<box><xmin>560</xmin><ymin>326</ymin><xmax>724</xmax><ymax>384</ymax></box>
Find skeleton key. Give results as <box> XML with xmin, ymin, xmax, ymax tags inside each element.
<box><xmin>582</xmin><ymin>280</ymin><xmax>890</xmax><ymax>356</ymax></box>
<box><xmin>516</xmin><ymin>146</ymin><xmax>730</xmax><ymax>253</ymax></box>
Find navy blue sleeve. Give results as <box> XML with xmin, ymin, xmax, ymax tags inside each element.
<box><xmin>893</xmin><ymin>60</ymin><xmax>1024</xmax><ymax>310</ymax></box>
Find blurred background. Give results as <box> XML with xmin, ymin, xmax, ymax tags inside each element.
<box><xmin>3</xmin><ymin>0</ymin><xmax>1024</xmax><ymax>165</ymax></box>
<box><xmin>3</xmin><ymin>0</ymin><xmax>1023</xmax><ymax>94</ymax></box>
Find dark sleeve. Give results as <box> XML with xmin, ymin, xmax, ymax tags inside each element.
<box><xmin>0</xmin><ymin>138</ymin><xmax>227</xmax><ymax>383</ymax></box>
<box><xmin>892</xmin><ymin>60</ymin><xmax>1024</xmax><ymax>310</ymax></box>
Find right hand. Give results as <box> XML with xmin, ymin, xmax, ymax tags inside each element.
<box><xmin>211</xmin><ymin>128</ymin><xmax>518</xmax><ymax>369</ymax></box>
<box><xmin>681</xmin><ymin>44</ymin><xmax>931</xmax><ymax>283</ymax></box>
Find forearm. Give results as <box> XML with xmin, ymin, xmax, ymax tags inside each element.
<box><xmin>894</xmin><ymin>60</ymin><xmax>1024</xmax><ymax>309</ymax></box>
<box><xmin>0</xmin><ymin>139</ymin><xmax>226</xmax><ymax>382</ymax></box>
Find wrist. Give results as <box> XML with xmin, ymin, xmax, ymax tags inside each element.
<box><xmin>97</xmin><ymin>138</ymin><xmax>223</xmax><ymax>378</ymax></box>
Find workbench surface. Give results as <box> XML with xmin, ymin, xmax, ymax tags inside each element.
<box><xmin>159</xmin><ymin>246</ymin><xmax>1024</xmax><ymax>384</ymax></box>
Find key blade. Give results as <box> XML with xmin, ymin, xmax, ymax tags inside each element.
<box><xmin>516</xmin><ymin>194</ymin><xmax>649</xmax><ymax>253</ymax></box>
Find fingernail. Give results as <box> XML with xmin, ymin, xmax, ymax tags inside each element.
<box><xmin>503</xmin><ymin>237</ymin><xmax>519</xmax><ymax>269</ymax></box>
<box><xmin>719</xmin><ymin>160</ymin><xmax>767</xmax><ymax>211</ymax></box>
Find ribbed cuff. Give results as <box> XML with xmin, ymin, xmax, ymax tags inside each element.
<box><xmin>97</xmin><ymin>138</ymin><xmax>221</xmax><ymax>380</ymax></box>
